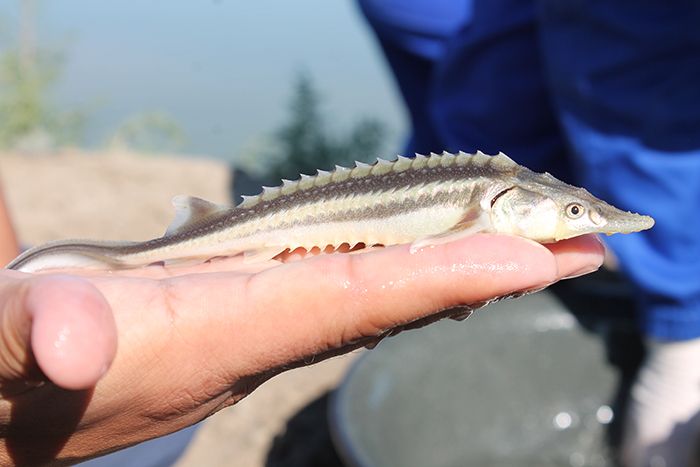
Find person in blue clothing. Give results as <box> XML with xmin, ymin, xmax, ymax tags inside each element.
<box><xmin>357</xmin><ymin>0</ymin><xmax>700</xmax><ymax>465</ymax></box>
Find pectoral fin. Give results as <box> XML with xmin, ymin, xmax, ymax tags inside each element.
<box><xmin>409</xmin><ymin>209</ymin><xmax>492</xmax><ymax>253</ymax></box>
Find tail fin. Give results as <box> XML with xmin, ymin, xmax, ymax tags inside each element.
<box><xmin>6</xmin><ymin>240</ymin><xmax>139</xmax><ymax>273</ymax></box>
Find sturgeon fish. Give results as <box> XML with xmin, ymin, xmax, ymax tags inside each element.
<box><xmin>7</xmin><ymin>151</ymin><xmax>654</xmax><ymax>273</ymax></box>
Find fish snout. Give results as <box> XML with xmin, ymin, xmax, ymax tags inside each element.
<box><xmin>601</xmin><ymin>208</ymin><xmax>655</xmax><ymax>235</ymax></box>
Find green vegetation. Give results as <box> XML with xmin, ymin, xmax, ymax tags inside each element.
<box><xmin>0</xmin><ymin>1</ymin><xmax>184</xmax><ymax>154</ymax></box>
<box><xmin>0</xmin><ymin>47</ymin><xmax>85</xmax><ymax>150</ymax></box>
<box><xmin>250</xmin><ymin>72</ymin><xmax>387</xmax><ymax>181</ymax></box>
<box><xmin>108</xmin><ymin>112</ymin><xmax>186</xmax><ymax>154</ymax></box>
<box><xmin>0</xmin><ymin>0</ymin><xmax>85</xmax><ymax>151</ymax></box>
<box><xmin>2</xmin><ymin>2</ymin><xmax>381</xmax><ymax>161</ymax></box>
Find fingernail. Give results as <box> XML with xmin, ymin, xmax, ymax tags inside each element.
<box><xmin>562</xmin><ymin>263</ymin><xmax>601</xmax><ymax>280</ymax></box>
<box><xmin>523</xmin><ymin>282</ymin><xmax>555</xmax><ymax>294</ymax></box>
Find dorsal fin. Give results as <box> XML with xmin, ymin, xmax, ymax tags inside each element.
<box><xmin>165</xmin><ymin>195</ymin><xmax>228</xmax><ymax>236</ymax></box>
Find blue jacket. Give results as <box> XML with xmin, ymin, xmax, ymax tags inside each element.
<box><xmin>358</xmin><ymin>0</ymin><xmax>700</xmax><ymax>340</ymax></box>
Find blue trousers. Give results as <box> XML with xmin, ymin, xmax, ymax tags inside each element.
<box><xmin>358</xmin><ymin>0</ymin><xmax>700</xmax><ymax>340</ymax></box>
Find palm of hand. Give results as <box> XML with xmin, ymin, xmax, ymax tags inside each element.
<box><xmin>0</xmin><ymin>234</ymin><xmax>603</xmax><ymax>464</ymax></box>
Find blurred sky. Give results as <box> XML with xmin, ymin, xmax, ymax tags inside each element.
<box><xmin>0</xmin><ymin>0</ymin><xmax>406</xmax><ymax>159</ymax></box>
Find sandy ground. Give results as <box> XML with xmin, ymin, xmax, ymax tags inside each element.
<box><xmin>0</xmin><ymin>150</ymin><xmax>230</xmax><ymax>243</ymax></box>
<box><xmin>0</xmin><ymin>150</ymin><xmax>356</xmax><ymax>466</ymax></box>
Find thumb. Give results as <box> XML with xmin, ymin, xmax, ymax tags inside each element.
<box><xmin>0</xmin><ymin>274</ymin><xmax>117</xmax><ymax>391</ymax></box>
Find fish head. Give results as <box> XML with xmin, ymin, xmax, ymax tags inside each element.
<box><xmin>490</xmin><ymin>180</ymin><xmax>655</xmax><ymax>242</ymax></box>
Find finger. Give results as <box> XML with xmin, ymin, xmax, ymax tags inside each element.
<box><xmin>0</xmin><ymin>276</ymin><xmax>44</xmax><ymax>388</ymax></box>
<box><xmin>48</xmin><ymin>235</ymin><xmax>602</xmax><ymax>281</ymax></box>
<box><xmin>51</xmin><ymin>255</ymin><xmax>281</xmax><ymax>280</ymax></box>
<box><xmin>26</xmin><ymin>276</ymin><xmax>117</xmax><ymax>390</ymax></box>
<box><xmin>172</xmin><ymin>233</ymin><xmax>603</xmax><ymax>373</ymax></box>
<box><xmin>545</xmin><ymin>234</ymin><xmax>604</xmax><ymax>279</ymax></box>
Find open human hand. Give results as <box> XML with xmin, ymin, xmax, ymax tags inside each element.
<box><xmin>0</xmin><ymin>234</ymin><xmax>603</xmax><ymax>465</ymax></box>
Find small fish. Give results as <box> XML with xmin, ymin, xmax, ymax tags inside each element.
<box><xmin>6</xmin><ymin>151</ymin><xmax>654</xmax><ymax>273</ymax></box>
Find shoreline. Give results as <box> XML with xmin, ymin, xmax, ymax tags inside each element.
<box><xmin>0</xmin><ymin>150</ymin><xmax>231</xmax><ymax>245</ymax></box>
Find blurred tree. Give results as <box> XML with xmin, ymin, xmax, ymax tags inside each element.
<box><xmin>0</xmin><ymin>0</ymin><xmax>85</xmax><ymax>151</ymax></box>
<box><xmin>108</xmin><ymin>112</ymin><xmax>186</xmax><ymax>154</ymax></box>
<box><xmin>260</xmin><ymin>72</ymin><xmax>387</xmax><ymax>181</ymax></box>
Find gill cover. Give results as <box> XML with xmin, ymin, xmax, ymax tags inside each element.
<box><xmin>490</xmin><ymin>187</ymin><xmax>558</xmax><ymax>242</ymax></box>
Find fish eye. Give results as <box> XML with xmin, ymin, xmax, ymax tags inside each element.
<box><xmin>565</xmin><ymin>203</ymin><xmax>585</xmax><ymax>219</ymax></box>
